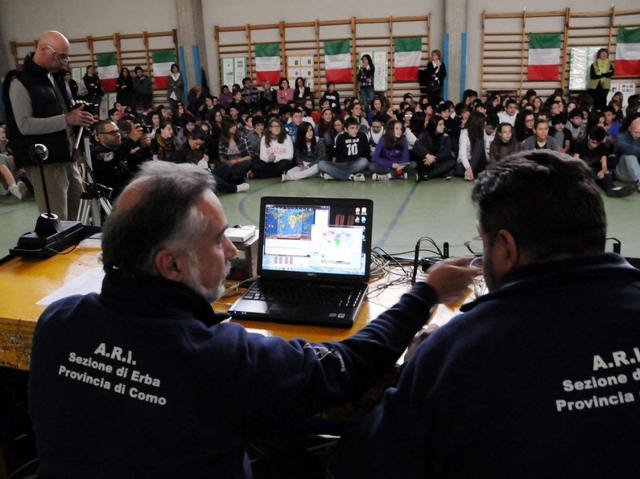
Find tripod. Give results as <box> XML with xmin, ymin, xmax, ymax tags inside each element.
<box><xmin>75</xmin><ymin>127</ymin><xmax>112</xmax><ymax>226</ymax></box>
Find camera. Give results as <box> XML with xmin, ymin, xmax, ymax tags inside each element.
<box><xmin>73</xmin><ymin>102</ymin><xmax>99</xmax><ymax>115</ymax></box>
<box><xmin>139</xmin><ymin>120</ymin><xmax>153</xmax><ymax>134</ymax></box>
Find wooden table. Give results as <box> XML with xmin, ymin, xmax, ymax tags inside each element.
<box><xmin>0</xmin><ymin>242</ymin><xmax>473</xmax><ymax>371</ymax></box>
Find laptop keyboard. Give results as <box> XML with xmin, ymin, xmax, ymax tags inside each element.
<box><xmin>244</xmin><ymin>280</ymin><xmax>363</xmax><ymax>308</ymax></box>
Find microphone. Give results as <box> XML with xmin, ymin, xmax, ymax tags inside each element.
<box><xmin>10</xmin><ymin>144</ymin><xmax>84</xmax><ymax>258</ymax></box>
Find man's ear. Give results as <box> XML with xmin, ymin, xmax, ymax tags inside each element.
<box><xmin>154</xmin><ymin>249</ymin><xmax>186</xmax><ymax>281</ymax></box>
<box><xmin>496</xmin><ymin>229</ymin><xmax>520</xmax><ymax>270</ymax></box>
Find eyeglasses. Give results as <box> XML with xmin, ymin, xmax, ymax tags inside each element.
<box><xmin>46</xmin><ymin>45</ymin><xmax>70</xmax><ymax>64</ymax></box>
<box><xmin>464</xmin><ymin>236</ymin><xmax>483</xmax><ymax>256</ymax></box>
<box><xmin>100</xmin><ymin>130</ymin><xmax>121</xmax><ymax>136</ymax></box>
<box><xmin>270</xmin><ymin>124</ymin><xmax>281</xmax><ymax>129</ymax></box>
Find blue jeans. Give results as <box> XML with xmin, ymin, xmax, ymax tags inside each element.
<box><xmin>318</xmin><ymin>158</ymin><xmax>369</xmax><ymax>181</ymax></box>
<box><xmin>360</xmin><ymin>88</ymin><xmax>375</xmax><ymax>113</ymax></box>
<box><xmin>368</xmin><ymin>161</ymin><xmax>417</xmax><ymax>178</ymax></box>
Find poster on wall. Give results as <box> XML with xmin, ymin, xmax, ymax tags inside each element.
<box><xmin>221</xmin><ymin>58</ymin><xmax>235</xmax><ymax>87</ymax></box>
<box><xmin>568</xmin><ymin>47</ymin><xmax>602</xmax><ymax>91</ymax></box>
<box><xmin>359</xmin><ymin>51</ymin><xmax>388</xmax><ymax>92</ymax></box>
<box><xmin>234</xmin><ymin>58</ymin><xmax>247</xmax><ymax>85</ymax></box>
<box><xmin>301</xmin><ymin>56</ymin><xmax>314</xmax><ymax>89</ymax></box>
<box><xmin>303</xmin><ymin>68</ymin><xmax>314</xmax><ymax>90</ymax></box>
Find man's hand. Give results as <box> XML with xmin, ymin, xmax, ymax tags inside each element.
<box><xmin>464</xmin><ymin>167</ymin><xmax>474</xmax><ymax>181</ymax></box>
<box><xmin>404</xmin><ymin>323</ymin><xmax>440</xmax><ymax>363</ymax></box>
<box><xmin>129</xmin><ymin>124</ymin><xmax>144</xmax><ymax>142</ymax></box>
<box><xmin>420</xmin><ymin>256</ymin><xmax>480</xmax><ymax>305</ymax></box>
<box><xmin>139</xmin><ymin>134</ymin><xmax>151</xmax><ymax>148</ymax></box>
<box><xmin>65</xmin><ymin>108</ymin><xmax>94</xmax><ymax>127</ymax></box>
<box><xmin>597</xmin><ymin>169</ymin><xmax>606</xmax><ymax>179</ymax></box>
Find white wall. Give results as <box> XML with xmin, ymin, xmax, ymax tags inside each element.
<box><xmin>0</xmin><ymin>0</ymin><xmax>177</xmax><ymax>69</ymax></box>
<box><xmin>465</xmin><ymin>0</ymin><xmax>640</xmax><ymax>93</ymax></box>
<box><xmin>202</xmin><ymin>0</ymin><xmax>442</xmax><ymax>94</ymax></box>
<box><xmin>2</xmin><ymin>0</ymin><xmax>637</xmax><ymax>98</ymax></box>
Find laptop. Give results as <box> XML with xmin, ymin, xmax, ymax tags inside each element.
<box><xmin>228</xmin><ymin>196</ymin><xmax>374</xmax><ymax>328</ymax></box>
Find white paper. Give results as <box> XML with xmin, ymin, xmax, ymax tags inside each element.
<box><xmin>37</xmin><ymin>268</ymin><xmax>105</xmax><ymax>306</ymax></box>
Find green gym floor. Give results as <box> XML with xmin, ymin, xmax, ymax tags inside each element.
<box><xmin>2</xmin><ymin>176</ymin><xmax>638</xmax><ymax>261</ymax></box>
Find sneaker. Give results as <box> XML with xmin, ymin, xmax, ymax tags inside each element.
<box><xmin>351</xmin><ymin>173</ymin><xmax>366</xmax><ymax>182</ymax></box>
<box><xmin>402</xmin><ymin>172</ymin><xmax>409</xmax><ymax>180</ymax></box>
<box><xmin>245</xmin><ymin>171</ymin><xmax>254</xmax><ymax>180</ymax></box>
<box><xmin>281</xmin><ymin>173</ymin><xmax>289</xmax><ymax>182</ymax></box>
<box><xmin>606</xmin><ymin>185</ymin><xmax>635</xmax><ymax>198</ymax></box>
<box><xmin>415</xmin><ymin>173</ymin><xmax>428</xmax><ymax>183</ymax></box>
<box><xmin>17</xmin><ymin>181</ymin><xmax>28</xmax><ymax>198</ymax></box>
<box><xmin>372</xmin><ymin>173</ymin><xmax>390</xmax><ymax>181</ymax></box>
<box><xmin>8</xmin><ymin>183</ymin><xmax>24</xmax><ymax>200</ymax></box>
<box><xmin>321</xmin><ymin>173</ymin><xmax>335</xmax><ymax>181</ymax></box>
<box><xmin>236</xmin><ymin>183</ymin><xmax>250</xmax><ymax>193</ymax></box>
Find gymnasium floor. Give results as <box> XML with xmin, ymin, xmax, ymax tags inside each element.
<box><xmin>2</xmin><ymin>176</ymin><xmax>638</xmax><ymax>261</ymax></box>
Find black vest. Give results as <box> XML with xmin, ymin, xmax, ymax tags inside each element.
<box><xmin>2</xmin><ymin>53</ymin><xmax>74</xmax><ymax>169</ymax></box>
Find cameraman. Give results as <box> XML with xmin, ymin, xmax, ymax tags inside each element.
<box><xmin>90</xmin><ymin>120</ymin><xmax>151</xmax><ymax>198</ymax></box>
<box><xmin>2</xmin><ymin>30</ymin><xmax>94</xmax><ymax>220</ymax></box>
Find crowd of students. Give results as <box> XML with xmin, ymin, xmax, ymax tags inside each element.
<box><xmin>3</xmin><ymin>70</ymin><xmax>640</xmax><ymax>201</ymax></box>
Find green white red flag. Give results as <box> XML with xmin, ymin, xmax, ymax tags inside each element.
<box><xmin>325</xmin><ymin>40</ymin><xmax>352</xmax><ymax>83</ymax></box>
<box><xmin>615</xmin><ymin>27</ymin><xmax>640</xmax><ymax>76</ymax></box>
<box><xmin>394</xmin><ymin>37</ymin><xmax>422</xmax><ymax>81</ymax></box>
<box><xmin>528</xmin><ymin>33</ymin><xmax>562</xmax><ymax>80</ymax></box>
<box><xmin>96</xmin><ymin>53</ymin><xmax>118</xmax><ymax>92</ymax></box>
<box><xmin>152</xmin><ymin>49</ymin><xmax>175</xmax><ymax>90</ymax></box>
<box><xmin>255</xmin><ymin>43</ymin><xmax>281</xmax><ymax>84</ymax></box>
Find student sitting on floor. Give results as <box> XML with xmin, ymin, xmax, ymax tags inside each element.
<box><xmin>573</xmin><ymin>126</ymin><xmax>634</xmax><ymax>198</ymax></box>
<box><xmin>414</xmin><ymin>116</ymin><xmax>455</xmax><ymax>182</ymax></box>
<box><xmin>282</xmin><ymin>122</ymin><xmax>326</xmax><ymax>182</ymax></box>
<box><xmin>368</xmin><ymin>120</ymin><xmax>416</xmax><ymax>180</ymax></box>
<box><xmin>252</xmin><ymin>117</ymin><xmax>293</xmax><ymax>179</ymax></box>
<box><xmin>318</xmin><ymin>116</ymin><xmax>370</xmax><ymax>182</ymax></box>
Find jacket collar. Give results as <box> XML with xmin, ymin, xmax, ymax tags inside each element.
<box><xmin>100</xmin><ymin>269</ymin><xmax>229</xmax><ymax>327</ymax></box>
<box><xmin>461</xmin><ymin>253</ymin><xmax>640</xmax><ymax>312</ymax></box>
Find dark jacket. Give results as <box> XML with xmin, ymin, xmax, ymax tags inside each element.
<box><xmin>2</xmin><ymin>53</ymin><xmax>74</xmax><ymax>169</ymax></box>
<box><xmin>358</xmin><ymin>65</ymin><xmax>375</xmax><ymax>89</ymax></box>
<box><xmin>29</xmin><ymin>268</ymin><xmax>438</xmax><ymax>478</ymax></box>
<box><xmin>331</xmin><ymin>254</ymin><xmax>640</xmax><ymax>478</ymax></box>
<box><xmin>413</xmin><ymin>132</ymin><xmax>452</xmax><ymax>162</ymax></box>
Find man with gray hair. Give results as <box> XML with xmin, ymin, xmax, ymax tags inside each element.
<box><xmin>28</xmin><ymin>161</ymin><xmax>478</xmax><ymax>478</ymax></box>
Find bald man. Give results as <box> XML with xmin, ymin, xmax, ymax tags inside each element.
<box><xmin>2</xmin><ymin>30</ymin><xmax>94</xmax><ymax>220</ymax></box>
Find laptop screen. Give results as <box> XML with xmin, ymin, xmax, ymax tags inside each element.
<box><xmin>258</xmin><ymin>197</ymin><xmax>373</xmax><ymax>281</ymax></box>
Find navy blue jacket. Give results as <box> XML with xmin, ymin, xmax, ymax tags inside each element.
<box><xmin>29</xmin><ymin>270</ymin><xmax>438</xmax><ymax>478</ymax></box>
<box><xmin>331</xmin><ymin>254</ymin><xmax>640</xmax><ymax>478</ymax></box>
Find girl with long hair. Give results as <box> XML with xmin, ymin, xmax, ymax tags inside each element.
<box><xmin>115</xmin><ymin>67</ymin><xmax>133</xmax><ymax>107</ymax></box>
<box><xmin>368</xmin><ymin>120</ymin><xmax>416</xmax><ymax>180</ymax></box>
<box><xmin>489</xmin><ymin>122</ymin><xmax>520</xmax><ymax>166</ymax></box>
<box><xmin>413</xmin><ymin>116</ymin><xmax>454</xmax><ymax>182</ymax></box>
<box><xmin>358</xmin><ymin>54</ymin><xmax>375</xmax><ymax>113</ymax></box>
<box><xmin>316</xmin><ymin>108</ymin><xmax>334</xmax><ymax>138</ymax></box>
<box><xmin>514</xmin><ymin>111</ymin><xmax>535</xmax><ymax>143</ymax></box>
<box><xmin>218</xmin><ymin>116</ymin><xmax>252</xmax><ymax>176</ymax></box>
<box><xmin>283</xmin><ymin>122</ymin><xmax>327</xmax><ymax>181</ymax></box>
<box><xmin>324</xmin><ymin>117</ymin><xmax>345</xmax><ymax>160</ymax></box>
<box><xmin>456</xmin><ymin>111</ymin><xmax>487</xmax><ymax>180</ymax></box>
<box><xmin>253</xmin><ymin>118</ymin><xmax>294</xmax><ymax>178</ymax></box>
<box><xmin>293</xmin><ymin>77</ymin><xmax>311</xmax><ymax>107</ymax></box>
<box><xmin>277</xmin><ymin>78</ymin><xmax>294</xmax><ymax>105</ymax></box>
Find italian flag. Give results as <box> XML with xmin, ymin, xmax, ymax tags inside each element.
<box><xmin>325</xmin><ymin>40</ymin><xmax>352</xmax><ymax>83</ymax></box>
<box><xmin>96</xmin><ymin>53</ymin><xmax>118</xmax><ymax>92</ymax></box>
<box><xmin>152</xmin><ymin>49</ymin><xmax>175</xmax><ymax>90</ymax></box>
<box><xmin>255</xmin><ymin>43</ymin><xmax>281</xmax><ymax>84</ymax></box>
<box><xmin>394</xmin><ymin>37</ymin><xmax>422</xmax><ymax>81</ymax></box>
<box><xmin>616</xmin><ymin>27</ymin><xmax>640</xmax><ymax>76</ymax></box>
<box><xmin>528</xmin><ymin>33</ymin><xmax>562</xmax><ymax>80</ymax></box>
